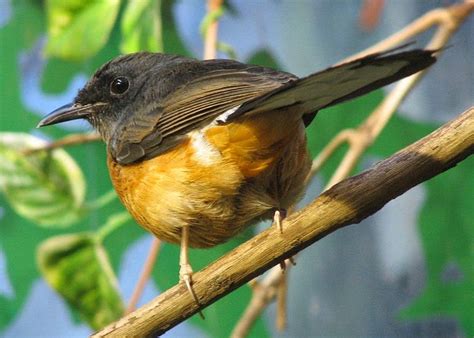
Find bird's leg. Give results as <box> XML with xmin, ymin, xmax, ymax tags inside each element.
<box><xmin>274</xmin><ymin>208</ymin><xmax>287</xmax><ymax>270</ymax></box>
<box><xmin>273</xmin><ymin>209</ymin><xmax>297</xmax><ymax>270</ymax></box>
<box><xmin>179</xmin><ymin>225</ymin><xmax>204</xmax><ymax>318</ymax></box>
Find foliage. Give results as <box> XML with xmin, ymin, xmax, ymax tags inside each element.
<box><xmin>45</xmin><ymin>0</ymin><xmax>120</xmax><ymax>60</ymax></box>
<box><xmin>37</xmin><ymin>230</ymin><xmax>125</xmax><ymax>329</ymax></box>
<box><xmin>0</xmin><ymin>0</ymin><xmax>472</xmax><ymax>337</ymax></box>
<box><xmin>0</xmin><ymin>133</ymin><xmax>85</xmax><ymax>227</ymax></box>
<box><xmin>120</xmin><ymin>0</ymin><xmax>162</xmax><ymax>54</ymax></box>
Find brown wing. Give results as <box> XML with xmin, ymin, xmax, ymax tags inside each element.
<box><xmin>111</xmin><ymin>58</ymin><xmax>296</xmax><ymax>164</ymax></box>
<box><xmin>156</xmin><ymin>70</ymin><xmax>292</xmax><ymax>139</ymax></box>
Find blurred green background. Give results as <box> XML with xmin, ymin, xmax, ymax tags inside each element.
<box><xmin>0</xmin><ymin>1</ymin><xmax>473</xmax><ymax>337</ymax></box>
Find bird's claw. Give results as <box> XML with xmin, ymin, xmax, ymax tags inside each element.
<box><xmin>180</xmin><ymin>265</ymin><xmax>205</xmax><ymax>319</ymax></box>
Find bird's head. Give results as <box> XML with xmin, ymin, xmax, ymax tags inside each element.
<box><xmin>37</xmin><ymin>52</ymin><xmax>184</xmax><ymax>144</ymax></box>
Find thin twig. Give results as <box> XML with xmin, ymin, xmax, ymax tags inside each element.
<box><xmin>93</xmin><ymin>107</ymin><xmax>474</xmax><ymax>337</ymax></box>
<box><xmin>125</xmin><ymin>238</ymin><xmax>161</xmax><ymax>315</ymax></box>
<box><xmin>276</xmin><ymin>271</ymin><xmax>287</xmax><ymax>331</ymax></box>
<box><xmin>23</xmin><ymin>132</ymin><xmax>100</xmax><ymax>155</ymax></box>
<box><xmin>203</xmin><ymin>0</ymin><xmax>223</xmax><ymax>60</ymax></box>
<box><xmin>340</xmin><ymin>2</ymin><xmax>473</xmax><ymax>64</ymax></box>
<box><xmin>306</xmin><ymin>130</ymin><xmax>358</xmax><ymax>185</ymax></box>
<box><xmin>231</xmin><ymin>260</ymin><xmax>293</xmax><ymax>338</ymax></box>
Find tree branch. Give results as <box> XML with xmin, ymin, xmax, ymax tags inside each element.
<box><xmin>93</xmin><ymin>107</ymin><xmax>474</xmax><ymax>337</ymax></box>
<box><xmin>340</xmin><ymin>2</ymin><xmax>474</xmax><ymax>64</ymax></box>
<box><xmin>125</xmin><ymin>238</ymin><xmax>161</xmax><ymax>314</ymax></box>
<box><xmin>203</xmin><ymin>0</ymin><xmax>223</xmax><ymax>60</ymax></box>
<box><xmin>231</xmin><ymin>259</ymin><xmax>293</xmax><ymax>338</ymax></box>
<box><xmin>23</xmin><ymin>132</ymin><xmax>100</xmax><ymax>155</ymax></box>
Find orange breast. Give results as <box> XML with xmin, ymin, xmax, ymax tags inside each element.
<box><xmin>107</xmin><ymin>134</ymin><xmax>246</xmax><ymax>246</ymax></box>
<box><xmin>107</xmin><ymin>108</ymin><xmax>309</xmax><ymax>247</ymax></box>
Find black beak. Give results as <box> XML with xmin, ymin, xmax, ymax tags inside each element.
<box><xmin>37</xmin><ymin>102</ymin><xmax>105</xmax><ymax>128</ymax></box>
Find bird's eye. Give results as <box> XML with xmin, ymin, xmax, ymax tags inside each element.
<box><xmin>110</xmin><ymin>77</ymin><xmax>129</xmax><ymax>95</ymax></box>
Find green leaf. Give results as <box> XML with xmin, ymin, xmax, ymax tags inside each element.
<box><xmin>247</xmin><ymin>49</ymin><xmax>281</xmax><ymax>70</ymax></box>
<box><xmin>45</xmin><ymin>0</ymin><xmax>120</xmax><ymax>61</ymax></box>
<box><xmin>120</xmin><ymin>0</ymin><xmax>162</xmax><ymax>54</ymax></box>
<box><xmin>0</xmin><ymin>133</ymin><xmax>86</xmax><ymax>227</ymax></box>
<box><xmin>37</xmin><ymin>232</ymin><xmax>124</xmax><ymax>330</ymax></box>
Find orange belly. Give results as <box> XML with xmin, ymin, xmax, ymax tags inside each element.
<box><xmin>107</xmin><ymin>109</ymin><xmax>311</xmax><ymax>248</ymax></box>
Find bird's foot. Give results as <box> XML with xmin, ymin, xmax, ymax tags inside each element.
<box><xmin>279</xmin><ymin>256</ymin><xmax>297</xmax><ymax>272</ymax></box>
<box><xmin>273</xmin><ymin>208</ymin><xmax>295</xmax><ymax>271</ymax></box>
<box><xmin>273</xmin><ymin>208</ymin><xmax>287</xmax><ymax>234</ymax></box>
<box><xmin>179</xmin><ymin>263</ymin><xmax>205</xmax><ymax>319</ymax></box>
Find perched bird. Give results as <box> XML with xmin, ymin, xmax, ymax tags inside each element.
<box><xmin>38</xmin><ymin>47</ymin><xmax>436</xmax><ymax>304</ymax></box>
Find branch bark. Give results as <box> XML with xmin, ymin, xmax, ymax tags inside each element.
<box><xmin>93</xmin><ymin>106</ymin><xmax>474</xmax><ymax>337</ymax></box>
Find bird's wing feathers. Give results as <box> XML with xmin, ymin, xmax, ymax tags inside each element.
<box><xmin>157</xmin><ymin>71</ymin><xmax>288</xmax><ymax>138</ymax></box>
<box><xmin>225</xmin><ymin>49</ymin><xmax>436</xmax><ymax>121</ymax></box>
<box><xmin>112</xmin><ymin>63</ymin><xmax>295</xmax><ymax>164</ymax></box>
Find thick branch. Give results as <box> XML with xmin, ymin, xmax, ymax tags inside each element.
<box><xmin>93</xmin><ymin>107</ymin><xmax>473</xmax><ymax>337</ymax></box>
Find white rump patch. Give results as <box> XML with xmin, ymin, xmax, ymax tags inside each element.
<box><xmin>190</xmin><ymin>131</ymin><xmax>221</xmax><ymax>165</ymax></box>
<box><xmin>215</xmin><ymin>105</ymin><xmax>241</xmax><ymax>124</ymax></box>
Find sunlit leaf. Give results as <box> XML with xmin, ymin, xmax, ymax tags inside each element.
<box><xmin>45</xmin><ymin>0</ymin><xmax>120</xmax><ymax>61</ymax></box>
<box><xmin>120</xmin><ymin>0</ymin><xmax>162</xmax><ymax>54</ymax></box>
<box><xmin>37</xmin><ymin>232</ymin><xmax>124</xmax><ymax>330</ymax></box>
<box><xmin>0</xmin><ymin>132</ymin><xmax>85</xmax><ymax>227</ymax></box>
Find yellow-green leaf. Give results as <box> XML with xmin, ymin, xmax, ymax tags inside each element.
<box><xmin>120</xmin><ymin>0</ymin><xmax>162</xmax><ymax>53</ymax></box>
<box><xmin>45</xmin><ymin>0</ymin><xmax>120</xmax><ymax>61</ymax></box>
<box><xmin>0</xmin><ymin>133</ymin><xmax>85</xmax><ymax>227</ymax></box>
<box><xmin>37</xmin><ymin>233</ymin><xmax>124</xmax><ymax>330</ymax></box>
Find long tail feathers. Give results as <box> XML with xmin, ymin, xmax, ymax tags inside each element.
<box><xmin>227</xmin><ymin>48</ymin><xmax>437</xmax><ymax>122</ymax></box>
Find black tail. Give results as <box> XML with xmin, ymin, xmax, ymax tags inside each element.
<box><xmin>226</xmin><ymin>48</ymin><xmax>437</xmax><ymax>123</ymax></box>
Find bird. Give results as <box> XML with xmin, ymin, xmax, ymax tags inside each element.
<box><xmin>38</xmin><ymin>47</ymin><xmax>436</xmax><ymax>305</ymax></box>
